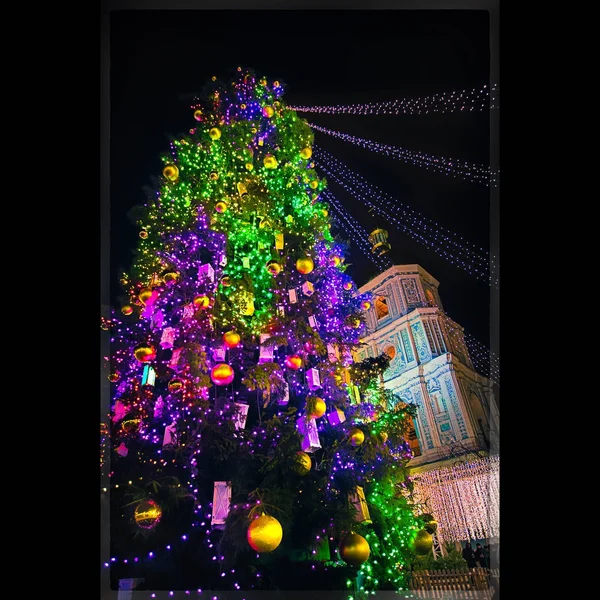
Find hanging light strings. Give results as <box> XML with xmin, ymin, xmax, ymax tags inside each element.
<box><xmin>324</xmin><ymin>189</ymin><xmax>499</xmax><ymax>385</ymax></box>
<box><xmin>325</xmin><ymin>190</ymin><xmax>393</xmax><ymax>272</ymax></box>
<box><xmin>314</xmin><ymin>149</ymin><xmax>497</xmax><ymax>288</ymax></box>
<box><xmin>310</xmin><ymin>123</ymin><xmax>498</xmax><ymax>187</ymax></box>
<box><xmin>289</xmin><ymin>84</ymin><xmax>498</xmax><ymax>115</ymax></box>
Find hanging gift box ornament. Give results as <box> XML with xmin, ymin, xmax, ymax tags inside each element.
<box><xmin>112</xmin><ymin>400</ymin><xmax>130</xmax><ymax>423</ymax></box>
<box><xmin>198</xmin><ymin>263</ymin><xmax>215</xmax><ymax>283</ymax></box>
<box><xmin>154</xmin><ymin>396</ymin><xmax>164</xmax><ymax>419</ymax></box>
<box><xmin>182</xmin><ymin>303</ymin><xmax>195</xmax><ymax>321</ymax></box>
<box><xmin>237</xmin><ymin>290</ymin><xmax>255</xmax><ymax>316</ymax></box>
<box><xmin>297</xmin><ymin>416</ymin><xmax>321</xmax><ymax>453</ymax></box>
<box><xmin>278</xmin><ymin>381</ymin><xmax>290</xmax><ymax>405</ymax></box>
<box><xmin>259</xmin><ymin>334</ymin><xmax>274</xmax><ymax>363</ymax></box>
<box><xmin>242</xmin><ymin>256</ymin><xmax>250</xmax><ymax>269</ymax></box>
<box><xmin>349</xmin><ymin>384</ymin><xmax>361</xmax><ymax>403</ymax></box>
<box><xmin>276</xmin><ymin>304</ymin><xmax>285</xmax><ymax>317</ymax></box>
<box><xmin>306</xmin><ymin>367</ymin><xmax>321</xmax><ymax>390</ymax></box>
<box><xmin>327</xmin><ymin>343</ymin><xmax>340</xmax><ymax>363</ymax></box>
<box><xmin>219</xmin><ymin>253</ymin><xmax>227</xmax><ymax>267</ymax></box>
<box><xmin>150</xmin><ymin>308</ymin><xmax>164</xmax><ymax>330</ymax></box>
<box><xmin>274</xmin><ymin>232</ymin><xmax>284</xmax><ymax>249</ymax></box>
<box><xmin>233</xmin><ymin>402</ymin><xmax>249</xmax><ymax>430</ymax></box>
<box><xmin>308</xmin><ymin>315</ymin><xmax>318</xmax><ymax>329</ymax></box>
<box><xmin>142</xmin><ymin>365</ymin><xmax>156</xmax><ymax>386</ymax></box>
<box><xmin>349</xmin><ymin>486</ymin><xmax>372</xmax><ymax>524</ymax></box>
<box><xmin>301</xmin><ymin>281</ymin><xmax>315</xmax><ymax>297</ymax></box>
<box><xmin>211</xmin><ymin>344</ymin><xmax>227</xmax><ymax>364</ymax></box>
<box><xmin>163</xmin><ymin>422</ymin><xmax>178</xmax><ymax>447</ymax></box>
<box><xmin>327</xmin><ymin>408</ymin><xmax>346</xmax><ymax>426</ymax></box>
<box><xmin>168</xmin><ymin>347</ymin><xmax>183</xmax><ymax>371</ymax></box>
<box><xmin>211</xmin><ymin>481</ymin><xmax>232</xmax><ymax>530</ymax></box>
<box><xmin>288</xmin><ymin>288</ymin><xmax>298</xmax><ymax>304</ymax></box>
<box><xmin>160</xmin><ymin>327</ymin><xmax>177</xmax><ymax>349</ymax></box>
<box><xmin>115</xmin><ymin>442</ymin><xmax>128</xmax><ymax>457</ymax></box>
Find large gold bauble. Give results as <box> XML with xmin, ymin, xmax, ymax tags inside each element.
<box><xmin>168</xmin><ymin>378</ymin><xmax>184</xmax><ymax>393</ymax></box>
<box><xmin>263</xmin><ymin>154</ymin><xmax>278</xmax><ymax>169</ymax></box>
<box><xmin>209</xmin><ymin>127</ymin><xmax>221</xmax><ymax>140</ymax></box>
<box><xmin>348</xmin><ymin>427</ymin><xmax>365</xmax><ymax>446</ymax></box>
<box><xmin>266</xmin><ymin>260</ymin><xmax>282</xmax><ymax>275</ymax></box>
<box><xmin>215</xmin><ymin>201</ymin><xmax>228</xmax><ymax>213</ymax></box>
<box><xmin>293</xmin><ymin>451</ymin><xmax>312</xmax><ymax>475</ymax></box>
<box><xmin>139</xmin><ymin>288</ymin><xmax>154</xmax><ymax>304</ymax></box>
<box><xmin>121</xmin><ymin>305</ymin><xmax>134</xmax><ymax>316</ymax></box>
<box><xmin>109</xmin><ymin>371</ymin><xmax>120</xmax><ymax>383</ymax></box>
<box><xmin>300</xmin><ymin>147</ymin><xmax>313</xmax><ymax>159</ymax></box>
<box><xmin>162</xmin><ymin>270</ymin><xmax>179</xmax><ymax>285</ymax></box>
<box><xmin>245</xmin><ymin>162</ymin><xmax>254</xmax><ymax>171</ymax></box>
<box><xmin>139</xmin><ymin>230</ymin><xmax>148</xmax><ymax>239</ymax></box>
<box><xmin>343</xmin><ymin>282</ymin><xmax>353</xmax><ymax>291</ymax></box>
<box><xmin>134</xmin><ymin>499</ymin><xmax>162</xmax><ymax>530</ymax></box>
<box><xmin>329</xmin><ymin>255</ymin><xmax>341</xmax><ymax>267</ymax></box>
<box><xmin>134</xmin><ymin>344</ymin><xmax>156</xmax><ymax>363</ymax></box>
<box><xmin>221</xmin><ymin>276</ymin><xmax>232</xmax><ymax>287</ymax></box>
<box><xmin>306</xmin><ymin>397</ymin><xmax>326</xmax><ymax>419</ymax></box>
<box><xmin>211</xmin><ymin>363</ymin><xmax>235</xmax><ymax>386</ymax></box>
<box><xmin>209</xmin><ymin>171</ymin><xmax>219</xmax><ymax>181</ymax></box>
<box><xmin>309</xmin><ymin>180</ymin><xmax>319</xmax><ymax>189</ymax></box>
<box><xmin>296</xmin><ymin>257</ymin><xmax>314</xmax><ymax>275</ymax></box>
<box><xmin>424</xmin><ymin>519</ymin><xmax>438</xmax><ymax>534</ymax></box>
<box><xmin>262</xmin><ymin>106</ymin><xmax>275</xmax><ymax>118</ymax></box>
<box><xmin>247</xmin><ymin>514</ymin><xmax>283</xmax><ymax>553</ymax></box>
<box><xmin>361</xmin><ymin>300</ymin><xmax>372</xmax><ymax>310</ymax></box>
<box><xmin>193</xmin><ymin>294</ymin><xmax>211</xmax><ymax>309</ymax></box>
<box><xmin>163</xmin><ymin>164</ymin><xmax>179</xmax><ymax>181</ymax></box>
<box><xmin>339</xmin><ymin>533</ymin><xmax>370</xmax><ymax>566</ymax></box>
<box><xmin>412</xmin><ymin>530</ymin><xmax>433</xmax><ymax>555</ymax></box>
<box><xmin>223</xmin><ymin>331</ymin><xmax>241</xmax><ymax>348</ymax></box>
<box><xmin>193</xmin><ymin>109</ymin><xmax>203</xmax><ymax>121</ymax></box>
<box><xmin>285</xmin><ymin>354</ymin><xmax>303</xmax><ymax>370</ymax></box>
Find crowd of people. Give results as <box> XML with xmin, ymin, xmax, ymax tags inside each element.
<box><xmin>462</xmin><ymin>542</ymin><xmax>490</xmax><ymax>568</ymax></box>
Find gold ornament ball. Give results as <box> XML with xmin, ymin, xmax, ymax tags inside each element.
<box><xmin>251</xmin><ymin>127</ymin><xmax>258</xmax><ymax>133</ymax></box>
<box><xmin>348</xmin><ymin>427</ymin><xmax>365</xmax><ymax>446</ymax></box>
<box><xmin>293</xmin><ymin>451</ymin><xmax>312</xmax><ymax>475</ymax></box>
<box><xmin>247</xmin><ymin>514</ymin><xmax>283</xmax><ymax>553</ymax></box>
<box><xmin>380</xmin><ymin>431</ymin><xmax>389</xmax><ymax>443</ymax></box>
<box><xmin>309</xmin><ymin>180</ymin><xmax>319</xmax><ymax>189</ymax></box>
<box><xmin>138</xmin><ymin>288</ymin><xmax>154</xmax><ymax>304</ymax></box>
<box><xmin>329</xmin><ymin>255</ymin><xmax>341</xmax><ymax>267</ymax></box>
<box><xmin>134</xmin><ymin>499</ymin><xmax>162</xmax><ymax>530</ymax></box>
<box><xmin>296</xmin><ymin>257</ymin><xmax>314</xmax><ymax>275</ymax></box>
<box><xmin>259</xmin><ymin>78</ymin><xmax>267</xmax><ymax>86</ymax></box>
<box><xmin>162</xmin><ymin>270</ymin><xmax>179</xmax><ymax>285</ymax></box>
<box><xmin>412</xmin><ymin>530</ymin><xmax>433</xmax><ymax>556</ymax></box>
<box><xmin>139</xmin><ymin>230</ymin><xmax>149</xmax><ymax>239</ymax></box>
<box><xmin>240</xmin><ymin>103</ymin><xmax>247</xmax><ymax>109</ymax></box>
<box><xmin>209</xmin><ymin>127</ymin><xmax>222</xmax><ymax>140</ymax></box>
<box><xmin>273</xmin><ymin>80</ymin><xmax>280</xmax><ymax>88</ymax></box>
<box><xmin>211</xmin><ymin>363</ymin><xmax>235</xmax><ymax>386</ymax></box>
<box><xmin>321</xmin><ymin>208</ymin><xmax>328</xmax><ymax>217</ymax></box>
<box><xmin>134</xmin><ymin>344</ymin><xmax>156</xmax><ymax>363</ymax></box>
<box><xmin>263</xmin><ymin>106</ymin><xmax>275</xmax><ymax>118</ymax></box>
<box><xmin>215</xmin><ymin>201</ymin><xmax>228</xmax><ymax>213</ymax></box>
<box><xmin>193</xmin><ymin>109</ymin><xmax>203</xmax><ymax>121</ymax></box>
<box><xmin>163</xmin><ymin>164</ymin><xmax>179</xmax><ymax>181</ymax></box>
<box><xmin>121</xmin><ymin>305</ymin><xmax>134</xmax><ymax>316</ymax></box>
<box><xmin>307</xmin><ymin>397</ymin><xmax>326</xmax><ymax>419</ymax></box>
<box><xmin>223</xmin><ymin>331</ymin><xmax>241</xmax><ymax>348</ymax></box>
<box><xmin>339</xmin><ymin>533</ymin><xmax>370</xmax><ymax>567</ymax></box>
<box><xmin>361</xmin><ymin>300</ymin><xmax>372</xmax><ymax>310</ymax></box>
<box><xmin>221</xmin><ymin>276</ymin><xmax>232</xmax><ymax>287</ymax></box>
<box><xmin>245</xmin><ymin>162</ymin><xmax>254</xmax><ymax>171</ymax></box>
<box><xmin>424</xmin><ymin>519</ymin><xmax>438</xmax><ymax>534</ymax></box>
<box><xmin>343</xmin><ymin>282</ymin><xmax>353</xmax><ymax>291</ymax></box>
<box><xmin>109</xmin><ymin>371</ymin><xmax>120</xmax><ymax>383</ymax></box>
<box><xmin>168</xmin><ymin>378</ymin><xmax>184</xmax><ymax>393</ymax></box>
<box><xmin>285</xmin><ymin>354</ymin><xmax>303</xmax><ymax>370</ymax></box>
<box><xmin>266</xmin><ymin>259</ymin><xmax>282</xmax><ymax>275</ymax></box>
<box><xmin>264</xmin><ymin>154</ymin><xmax>278</xmax><ymax>169</ymax></box>
<box><xmin>300</xmin><ymin>147</ymin><xmax>313</xmax><ymax>159</ymax></box>
<box><xmin>193</xmin><ymin>294</ymin><xmax>211</xmax><ymax>309</ymax></box>
<box><xmin>209</xmin><ymin>171</ymin><xmax>219</xmax><ymax>180</ymax></box>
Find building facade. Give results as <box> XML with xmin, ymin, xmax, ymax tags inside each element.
<box><xmin>356</xmin><ymin>265</ymin><xmax>499</xmax><ymax>549</ymax></box>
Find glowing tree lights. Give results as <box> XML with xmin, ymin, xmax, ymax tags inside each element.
<box><xmin>104</xmin><ymin>68</ymin><xmax>425</xmax><ymax>595</ymax></box>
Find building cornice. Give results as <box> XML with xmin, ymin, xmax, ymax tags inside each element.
<box><xmin>358</xmin><ymin>265</ymin><xmax>440</xmax><ymax>295</ymax></box>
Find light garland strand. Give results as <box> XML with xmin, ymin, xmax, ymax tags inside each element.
<box><xmin>410</xmin><ymin>455</ymin><xmax>500</xmax><ymax>543</ymax></box>
<box><xmin>314</xmin><ymin>152</ymin><xmax>498</xmax><ymax>288</ymax></box>
<box><xmin>323</xmin><ymin>189</ymin><xmax>499</xmax><ymax>385</ymax></box>
<box><xmin>310</xmin><ymin>122</ymin><xmax>498</xmax><ymax>187</ymax></box>
<box><xmin>289</xmin><ymin>84</ymin><xmax>498</xmax><ymax>115</ymax></box>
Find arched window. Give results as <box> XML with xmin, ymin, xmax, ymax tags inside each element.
<box><xmin>375</xmin><ymin>296</ymin><xmax>389</xmax><ymax>320</ymax></box>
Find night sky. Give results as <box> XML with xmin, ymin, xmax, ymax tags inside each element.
<box><xmin>110</xmin><ymin>9</ymin><xmax>494</xmax><ymax>347</ymax></box>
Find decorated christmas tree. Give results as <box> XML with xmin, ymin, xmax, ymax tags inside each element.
<box><xmin>102</xmin><ymin>67</ymin><xmax>432</xmax><ymax>596</ymax></box>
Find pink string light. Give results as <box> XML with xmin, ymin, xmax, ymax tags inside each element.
<box><xmin>289</xmin><ymin>84</ymin><xmax>498</xmax><ymax>115</ymax></box>
<box><xmin>310</xmin><ymin>123</ymin><xmax>498</xmax><ymax>187</ymax></box>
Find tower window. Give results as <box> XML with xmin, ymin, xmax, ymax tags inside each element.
<box><xmin>375</xmin><ymin>296</ymin><xmax>389</xmax><ymax>320</ymax></box>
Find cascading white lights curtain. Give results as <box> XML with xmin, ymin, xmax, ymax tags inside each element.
<box><xmin>411</xmin><ymin>455</ymin><xmax>499</xmax><ymax>543</ymax></box>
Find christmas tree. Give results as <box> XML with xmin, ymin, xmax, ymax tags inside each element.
<box><xmin>102</xmin><ymin>67</ymin><xmax>431</xmax><ymax>596</ymax></box>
